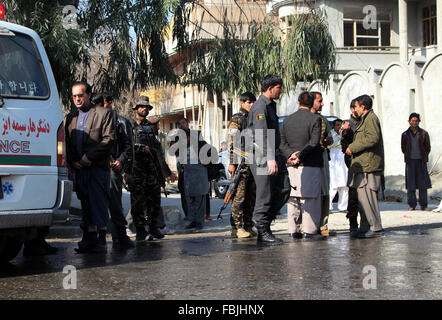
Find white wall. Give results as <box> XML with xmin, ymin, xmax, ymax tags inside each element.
<box><xmin>378</xmin><ymin>63</ymin><xmax>410</xmax><ymax>176</ymax></box>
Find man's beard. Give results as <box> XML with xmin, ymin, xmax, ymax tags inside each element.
<box><xmin>137</xmin><ymin>110</ymin><xmax>148</xmax><ymax>118</ymax></box>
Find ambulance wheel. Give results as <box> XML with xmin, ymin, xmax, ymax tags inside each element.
<box><xmin>0</xmin><ymin>236</ymin><xmax>23</xmax><ymax>263</ymax></box>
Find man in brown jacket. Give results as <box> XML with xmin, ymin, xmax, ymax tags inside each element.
<box><xmin>401</xmin><ymin>113</ymin><xmax>431</xmax><ymax>211</ymax></box>
<box><xmin>65</xmin><ymin>81</ymin><xmax>115</xmax><ymax>253</ymax></box>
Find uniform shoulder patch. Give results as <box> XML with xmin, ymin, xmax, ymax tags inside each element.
<box><xmin>257</xmin><ymin>113</ymin><xmax>266</xmax><ymax>120</ymax></box>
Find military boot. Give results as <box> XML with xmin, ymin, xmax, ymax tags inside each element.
<box><xmin>257</xmin><ymin>226</ymin><xmax>283</xmax><ymax>245</ymax></box>
<box><xmin>237</xmin><ymin>228</ymin><xmax>251</xmax><ymax>238</ymax></box>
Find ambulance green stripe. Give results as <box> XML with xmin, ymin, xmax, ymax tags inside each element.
<box><xmin>0</xmin><ymin>155</ymin><xmax>51</xmax><ymax>165</ymax></box>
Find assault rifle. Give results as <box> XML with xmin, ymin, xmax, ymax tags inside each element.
<box><xmin>216</xmin><ymin>148</ymin><xmax>251</xmax><ymax>220</ymax></box>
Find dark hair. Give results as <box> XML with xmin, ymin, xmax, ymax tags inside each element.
<box><xmin>333</xmin><ymin>118</ymin><xmax>343</xmax><ymax>127</ymax></box>
<box><xmin>72</xmin><ymin>81</ymin><xmax>92</xmax><ymax>94</ymax></box>
<box><xmin>240</xmin><ymin>92</ymin><xmax>256</xmax><ymax>103</ymax></box>
<box><xmin>409</xmin><ymin>112</ymin><xmax>420</xmax><ymax>122</ymax></box>
<box><xmin>310</xmin><ymin>91</ymin><xmax>322</xmax><ymax>100</ymax></box>
<box><xmin>177</xmin><ymin>117</ymin><xmax>188</xmax><ymax>124</ymax></box>
<box><xmin>355</xmin><ymin>94</ymin><xmax>373</xmax><ymax>110</ymax></box>
<box><xmin>350</xmin><ymin>98</ymin><xmax>357</xmax><ymax>109</ymax></box>
<box><xmin>298</xmin><ymin>91</ymin><xmax>314</xmax><ymax>108</ymax></box>
<box><xmin>91</xmin><ymin>93</ymin><xmax>104</xmax><ymax>106</ymax></box>
<box><xmin>103</xmin><ymin>92</ymin><xmax>113</xmax><ymax>102</ymax></box>
<box><xmin>261</xmin><ymin>75</ymin><xmax>283</xmax><ymax>92</ymax></box>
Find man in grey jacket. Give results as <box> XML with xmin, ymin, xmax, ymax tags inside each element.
<box><xmin>247</xmin><ymin>75</ymin><xmax>290</xmax><ymax>245</ymax></box>
<box><xmin>280</xmin><ymin>92</ymin><xmax>325</xmax><ymax>240</ymax></box>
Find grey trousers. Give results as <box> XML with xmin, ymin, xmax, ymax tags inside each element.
<box><xmin>287</xmin><ymin>196</ymin><xmax>321</xmax><ymax>234</ymax></box>
<box><xmin>351</xmin><ymin>172</ymin><xmax>383</xmax><ymax>233</ymax></box>
<box><xmin>287</xmin><ymin>166</ymin><xmax>322</xmax><ymax>234</ymax></box>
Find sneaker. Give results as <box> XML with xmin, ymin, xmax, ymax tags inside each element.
<box><xmin>126</xmin><ymin>228</ymin><xmax>136</xmax><ymax>237</ymax></box>
<box><xmin>237</xmin><ymin>228</ymin><xmax>251</xmax><ymax>238</ymax></box>
<box><xmin>432</xmin><ymin>207</ymin><xmax>442</xmax><ymax>213</ymax></box>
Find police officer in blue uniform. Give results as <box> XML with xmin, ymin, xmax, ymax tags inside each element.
<box><xmin>247</xmin><ymin>75</ymin><xmax>290</xmax><ymax>244</ymax></box>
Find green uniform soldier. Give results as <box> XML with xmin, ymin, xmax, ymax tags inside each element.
<box><xmin>228</xmin><ymin>92</ymin><xmax>257</xmax><ymax>238</ymax></box>
<box><xmin>125</xmin><ymin>96</ymin><xmax>172</xmax><ymax>242</ymax></box>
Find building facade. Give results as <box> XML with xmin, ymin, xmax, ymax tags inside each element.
<box><xmin>267</xmin><ymin>0</ymin><xmax>442</xmax><ymax>177</ymax></box>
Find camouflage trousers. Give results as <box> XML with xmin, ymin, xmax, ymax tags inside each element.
<box><xmin>129</xmin><ymin>157</ymin><xmax>161</xmax><ymax>228</ymax></box>
<box><xmin>230</xmin><ymin>166</ymin><xmax>256</xmax><ymax>229</ymax></box>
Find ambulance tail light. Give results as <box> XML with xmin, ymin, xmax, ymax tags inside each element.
<box><xmin>0</xmin><ymin>4</ymin><xmax>5</xmax><ymax>20</ymax></box>
<box><xmin>57</xmin><ymin>122</ymin><xmax>67</xmax><ymax>167</ymax></box>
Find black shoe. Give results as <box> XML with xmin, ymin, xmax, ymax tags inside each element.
<box><xmin>257</xmin><ymin>227</ymin><xmax>283</xmax><ymax>245</ymax></box>
<box><xmin>90</xmin><ymin>230</ymin><xmax>107</xmax><ymax>253</ymax></box>
<box><xmin>75</xmin><ymin>232</ymin><xmax>97</xmax><ymax>253</ymax></box>
<box><xmin>185</xmin><ymin>222</ymin><xmax>196</xmax><ymax>229</ymax></box>
<box><xmin>195</xmin><ymin>223</ymin><xmax>203</xmax><ymax>231</ymax></box>
<box><xmin>244</xmin><ymin>225</ymin><xmax>258</xmax><ymax>237</ymax></box>
<box><xmin>358</xmin><ymin>230</ymin><xmax>384</xmax><ymax>238</ymax></box>
<box><xmin>41</xmin><ymin>240</ymin><xmax>58</xmax><ymax>255</ymax></box>
<box><xmin>90</xmin><ymin>242</ymin><xmax>107</xmax><ymax>253</ymax></box>
<box><xmin>149</xmin><ymin>226</ymin><xmax>165</xmax><ymax>239</ymax></box>
<box><xmin>289</xmin><ymin>232</ymin><xmax>303</xmax><ymax>239</ymax></box>
<box><xmin>23</xmin><ymin>240</ymin><xmax>47</xmax><ymax>257</ymax></box>
<box><xmin>349</xmin><ymin>228</ymin><xmax>359</xmax><ymax>238</ymax></box>
<box><xmin>302</xmin><ymin>233</ymin><xmax>327</xmax><ymax>241</ymax></box>
<box><xmin>136</xmin><ymin>227</ymin><xmax>149</xmax><ymax>242</ymax></box>
<box><xmin>113</xmin><ymin>235</ymin><xmax>135</xmax><ymax>249</ymax></box>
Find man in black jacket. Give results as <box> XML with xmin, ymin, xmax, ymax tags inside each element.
<box><xmin>280</xmin><ymin>92</ymin><xmax>325</xmax><ymax>241</ymax></box>
<box><xmin>101</xmin><ymin>93</ymin><xmax>135</xmax><ymax>249</ymax></box>
<box><xmin>247</xmin><ymin>75</ymin><xmax>290</xmax><ymax>245</ymax></box>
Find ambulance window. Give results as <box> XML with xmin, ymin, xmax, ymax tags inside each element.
<box><xmin>0</xmin><ymin>32</ymin><xmax>49</xmax><ymax>98</ymax></box>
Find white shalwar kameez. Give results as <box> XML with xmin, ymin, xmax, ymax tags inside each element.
<box><xmin>328</xmin><ymin>129</ymin><xmax>349</xmax><ymax>211</ymax></box>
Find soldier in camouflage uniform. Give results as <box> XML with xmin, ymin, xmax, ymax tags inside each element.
<box><xmin>125</xmin><ymin>96</ymin><xmax>172</xmax><ymax>242</ymax></box>
<box><xmin>228</xmin><ymin>92</ymin><xmax>257</xmax><ymax>238</ymax></box>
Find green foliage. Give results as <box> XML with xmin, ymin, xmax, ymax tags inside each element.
<box><xmin>4</xmin><ymin>0</ymin><xmax>88</xmax><ymax>108</ymax></box>
<box><xmin>282</xmin><ymin>9</ymin><xmax>336</xmax><ymax>92</ymax></box>
<box><xmin>3</xmin><ymin>0</ymin><xmax>184</xmax><ymax>110</ymax></box>
<box><xmin>178</xmin><ymin>4</ymin><xmax>335</xmax><ymax>98</ymax></box>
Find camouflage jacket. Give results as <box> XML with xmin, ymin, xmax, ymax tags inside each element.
<box><xmin>227</xmin><ymin>107</ymin><xmax>249</xmax><ymax>165</ymax></box>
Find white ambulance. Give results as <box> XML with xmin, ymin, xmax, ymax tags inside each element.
<box><xmin>0</xmin><ymin>20</ymin><xmax>72</xmax><ymax>262</ymax></box>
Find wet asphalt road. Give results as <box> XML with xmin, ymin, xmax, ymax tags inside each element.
<box><xmin>1</xmin><ymin>217</ymin><xmax>441</xmax><ymax>300</ymax></box>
